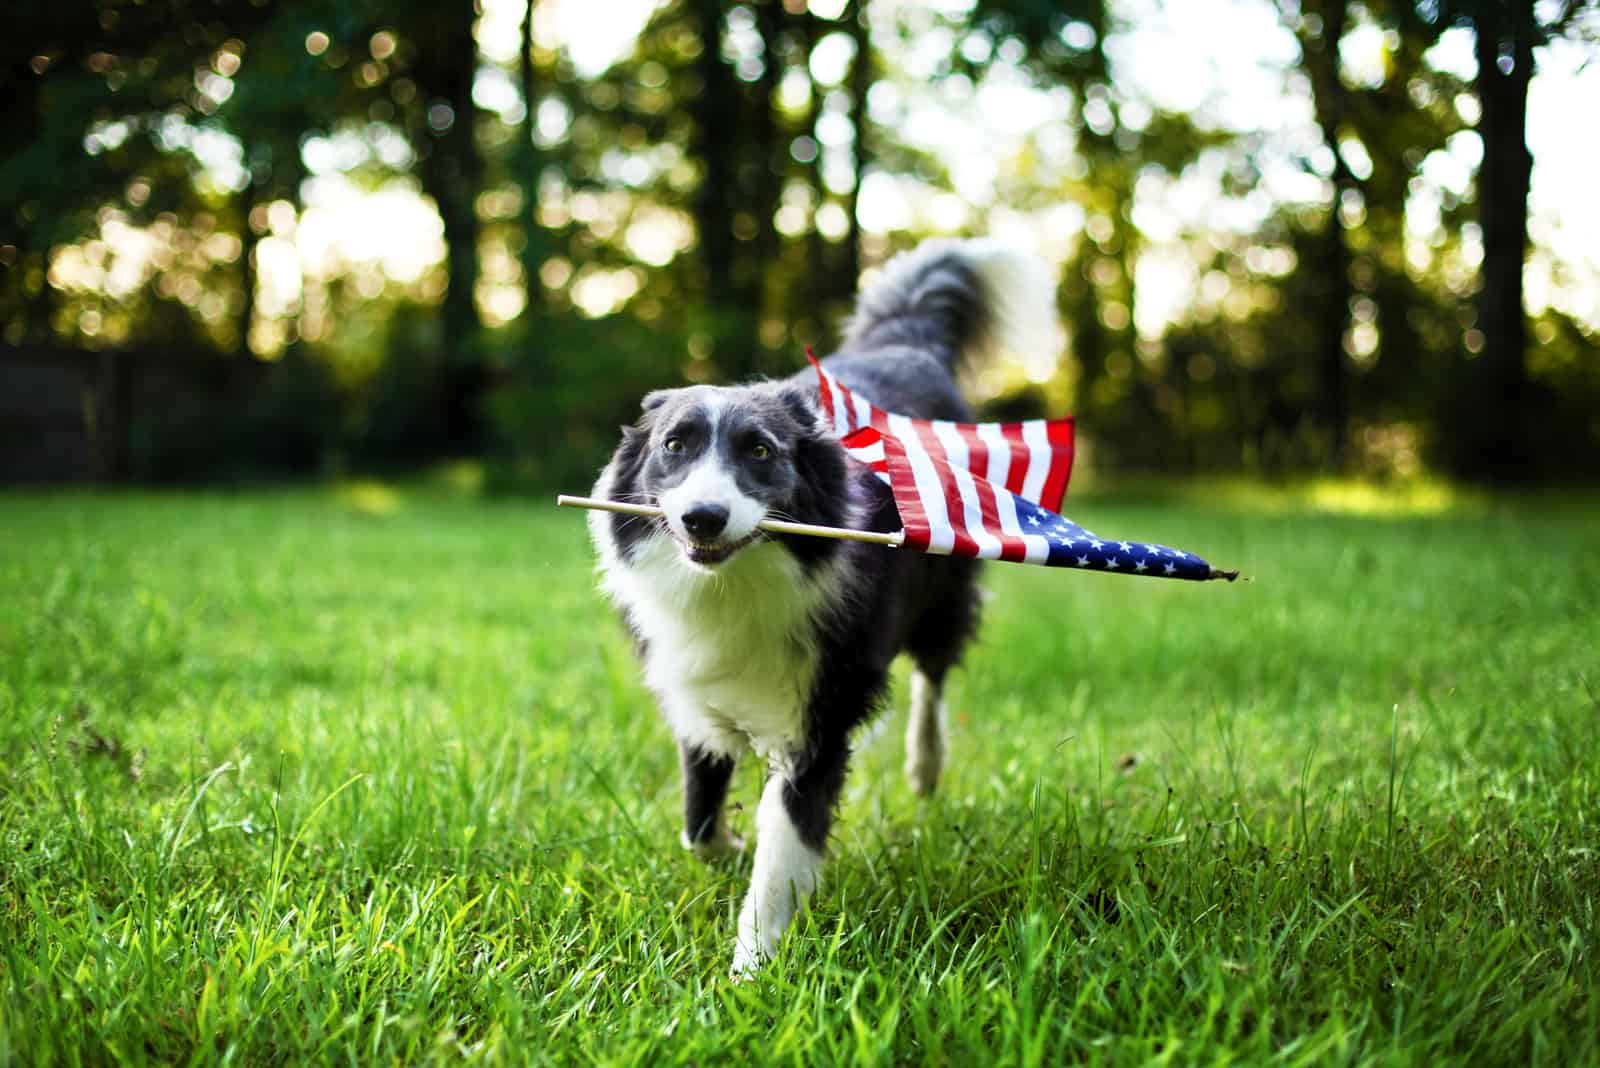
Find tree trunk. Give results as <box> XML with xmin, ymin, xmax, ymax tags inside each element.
<box><xmin>414</xmin><ymin>4</ymin><xmax>485</xmax><ymax>452</ymax></box>
<box><xmin>520</xmin><ymin>0</ymin><xmax>543</xmax><ymax>317</ymax></box>
<box><xmin>1466</xmin><ymin>9</ymin><xmax>1534</xmax><ymax>481</ymax></box>
<box><xmin>802</xmin><ymin>10</ymin><xmax>829</xmax><ymax>317</ymax></box>
<box><xmin>8</xmin><ymin>68</ymin><xmax>54</xmax><ymax>345</ymax></box>
<box><xmin>238</xmin><ymin>178</ymin><xmax>259</xmax><ymax>357</ymax></box>
<box><xmin>1294</xmin><ymin>0</ymin><xmax>1353</xmax><ymax>470</ymax></box>
<box><xmin>747</xmin><ymin>0</ymin><xmax>785</xmax><ymax>374</ymax></box>
<box><xmin>691</xmin><ymin>0</ymin><xmax>746</xmax><ymax>377</ymax></box>
<box><xmin>842</xmin><ymin>0</ymin><xmax>871</xmax><ymax>296</ymax></box>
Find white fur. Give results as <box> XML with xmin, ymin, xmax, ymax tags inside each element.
<box><xmin>593</xmin><ymin>456</ymin><xmax>844</xmax><ymax>976</ymax></box>
<box><xmin>657</xmin><ymin>454</ymin><xmax>766</xmax><ymax>547</ymax></box>
<box><xmin>590</xmin><ymin>460</ymin><xmax>844</xmax><ymax>760</ymax></box>
<box><xmin>846</xmin><ymin>238</ymin><xmax>1064</xmax><ymax>369</ymax></box>
<box><xmin>904</xmin><ymin>668</ymin><xmax>945</xmax><ymax>796</ymax></box>
<box><xmin>731</xmin><ymin>772</ymin><xmax>824</xmax><ymax>978</ymax></box>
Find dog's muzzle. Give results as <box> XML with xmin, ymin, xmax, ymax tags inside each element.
<box><xmin>677</xmin><ymin>529</ymin><xmax>762</xmax><ymax>566</ymax></box>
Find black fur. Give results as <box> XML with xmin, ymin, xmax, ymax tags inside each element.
<box><xmin>680</xmin><ymin>742</ymin><xmax>738</xmax><ymax>845</ymax></box>
<box><xmin>777</xmin><ymin>491</ymin><xmax>980</xmax><ymax>849</ymax></box>
<box><xmin>605</xmin><ymin>422</ymin><xmax>656</xmax><ymax>562</ymax></box>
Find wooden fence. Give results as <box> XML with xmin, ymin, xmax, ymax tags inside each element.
<box><xmin>0</xmin><ymin>346</ymin><xmax>272</xmax><ymax>483</ymax></box>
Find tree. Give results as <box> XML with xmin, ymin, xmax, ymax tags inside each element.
<box><xmin>689</xmin><ymin>0</ymin><xmax>746</xmax><ymax>375</ymax></box>
<box><xmin>841</xmin><ymin>0</ymin><xmax>873</xmax><ymax>294</ymax></box>
<box><xmin>965</xmin><ymin>0</ymin><xmax>1220</xmax><ymax>454</ymax></box>
<box><xmin>0</xmin><ymin>0</ymin><xmax>280</xmax><ymax>348</ymax></box>
<box><xmin>1430</xmin><ymin>0</ymin><xmax>1597</xmax><ymax>479</ymax></box>
<box><xmin>519</xmin><ymin>0</ymin><xmax>544</xmax><ymax>317</ymax></box>
<box><xmin>1285</xmin><ymin>0</ymin><xmax>1356</xmax><ymax>468</ymax></box>
<box><xmin>410</xmin><ymin>2</ymin><xmax>487</xmax><ymax>452</ymax></box>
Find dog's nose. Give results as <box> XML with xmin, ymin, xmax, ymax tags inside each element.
<box><xmin>681</xmin><ymin>503</ymin><xmax>729</xmax><ymax>541</ymax></box>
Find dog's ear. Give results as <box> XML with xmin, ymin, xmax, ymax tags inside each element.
<box><xmin>621</xmin><ymin>387</ymin><xmax>676</xmax><ymax>440</ymax></box>
<box><xmin>777</xmin><ymin>386</ymin><xmax>823</xmax><ymax>435</ymax></box>
<box><xmin>777</xmin><ymin>385</ymin><xmax>849</xmax><ymax>534</ymax></box>
<box><xmin>613</xmin><ymin>417</ymin><xmax>651</xmax><ymax>472</ymax></box>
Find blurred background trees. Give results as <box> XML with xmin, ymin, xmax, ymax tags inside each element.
<box><xmin>2</xmin><ymin>0</ymin><xmax>1597</xmax><ymax>487</ymax></box>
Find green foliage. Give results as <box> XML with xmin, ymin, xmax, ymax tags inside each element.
<box><xmin>344</xmin><ymin>306</ymin><xmax>457</xmax><ymax>468</ymax></box>
<box><xmin>482</xmin><ymin>312</ymin><xmax>694</xmax><ymax>492</ymax></box>
<box><xmin>1</xmin><ymin>488</ymin><xmax>1597</xmax><ymax>1064</ymax></box>
<box><xmin>3</xmin><ymin>0</ymin><xmax>1598</xmax><ymax>486</ymax></box>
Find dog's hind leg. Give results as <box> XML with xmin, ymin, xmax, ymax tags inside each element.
<box><xmin>679</xmin><ymin>741</ymin><xmax>743</xmax><ymax>860</ymax></box>
<box><xmin>903</xmin><ymin>565</ymin><xmax>981</xmax><ymax>796</ymax></box>
<box><xmin>904</xmin><ymin>668</ymin><xmax>947</xmax><ymax>796</ymax></box>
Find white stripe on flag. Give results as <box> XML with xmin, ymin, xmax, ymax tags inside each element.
<box><xmin>992</xmin><ymin>487</ymin><xmax>1052</xmax><ymax>563</ymax></box>
<box><xmin>844</xmin><ymin>435</ymin><xmax>891</xmax><ymax>483</ymax></box>
<box><xmin>931</xmin><ymin>421</ymin><xmax>1003</xmax><ymax>559</ymax></box>
<box><xmin>975</xmin><ymin>422</ymin><xmax>1012</xmax><ymax>489</ymax></box>
<box><xmin>852</xmin><ymin>391</ymin><xmax>874</xmax><ymax>431</ymax></box>
<box><xmin>981</xmin><ymin>425</ymin><xmax>1052</xmax><ymax>563</ymax></box>
<box><xmin>820</xmin><ymin>370</ymin><xmax>849</xmax><ymax>437</ymax></box>
<box><xmin>1020</xmin><ymin>420</ymin><xmax>1052</xmax><ymax>505</ymax></box>
<box><xmin>846</xmin><ymin>439</ymin><xmax>885</xmax><ymax>463</ymax></box>
<box><xmin>887</xmin><ymin>412</ymin><xmax>956</xmax><ymax>555</ymax></box>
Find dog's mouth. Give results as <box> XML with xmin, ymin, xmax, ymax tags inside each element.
<box><xmin>675</xmin><ymin>530</ymin><xmax>762</xmax><ymax>567</ymax></box>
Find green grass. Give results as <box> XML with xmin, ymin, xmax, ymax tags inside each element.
<box><xmin>1</xmin><ymin>485</ymin><xmax>1596</xmax><ymax>1066</ymax></box>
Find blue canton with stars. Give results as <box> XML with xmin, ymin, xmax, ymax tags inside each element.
<box><xmin>1014</xmin><ymin>496</ymin><xmax>1216</xmax><ymax>581</ymax></box>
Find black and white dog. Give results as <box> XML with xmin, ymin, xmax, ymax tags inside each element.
<box><xmin>588</xmin><ymin>239</ymin><xmax>1060</xmax><ymax>975</ymax></box>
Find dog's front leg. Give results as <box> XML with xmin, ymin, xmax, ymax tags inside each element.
<box><xmin>731</xmin><ymin>742</ymin><xmax>848</xmax><ymax>977</ymax></box>
<box><xmin>679</xmin><ymin>740</ymin><xmax>743</xmax><ymax>860</ymax></box>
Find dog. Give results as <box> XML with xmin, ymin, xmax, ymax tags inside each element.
<box><xmin>587</xmin><ymin>239</ymin><xmax>1061</xmax><ymax>976</ymax></box>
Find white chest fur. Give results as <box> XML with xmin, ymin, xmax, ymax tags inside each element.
<box><xmin>597</xmin><ymin>532</ymin><xmax>831</xmax><ymax>760</ymax></box>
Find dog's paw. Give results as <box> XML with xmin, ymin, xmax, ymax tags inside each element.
<box><xmin>681</xmin><ymin>828</ymin><xmax>746</xmax><ymax>862</ymax></box>
<box><xmin>729</xmin><ymin>938</ymin><xmax>771</xmax><ymax>981</ymax></box>
<box><xmin>904</xmin><ymin>750</ymin><xmax>942</xmax><ymax>796</ymax></box>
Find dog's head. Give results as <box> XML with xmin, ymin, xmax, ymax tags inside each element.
<box><xmin>602</xmin><ymin>383</ymin><xmax>850</xmax><ymax>571</ymax></box>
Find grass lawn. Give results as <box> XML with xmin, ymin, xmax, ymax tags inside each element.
<box><xmin>1</xmin><ymin>484</ymin><xmax>1596</xmax><ymax>1065</ymax></box>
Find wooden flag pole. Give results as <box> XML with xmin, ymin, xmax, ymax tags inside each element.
<box><xmin>555</xmin><ymin>495</ymin><xmax>906</xmax><ymax>547</ymax></box>
<box><xmin>556</xmin><ymin>496</ymin><xmax>1238</xmax><ymax>580</ymax></box>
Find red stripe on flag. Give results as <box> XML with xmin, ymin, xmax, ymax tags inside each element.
<box><xmin>806</xmin><ymin>348</ymin><xmax>837</xmax><ymax>426</ymax></box>
<box><xmin>836</xmin><ymin>378</ymin><xmax>864</xmax><ymax>434</ymax></box>
<box><xmin>952</xmin><ymin>423</ymin><xmax>1028</xmax><ymax>562</ymax></box>
<box><xmin>879</xmin><ymin>432</ymin><xmax>932</xmax><ymax>551</ymax></box>
<box><xmin>1038</xmin><ymin>418</ymin><xmax>1075</xmax><ymax>514</ymax></box>
<box><xmin>906</xmin><ymin>420</ymin><xmax>980</xmax><ymax>557</ymax></box>
<box><xmin>841</xmin><ymin>427</ymin><xmax>889</xmax><ymax>474</ymax></box>
<box><xmin>997</xmin><ymin>422</ymin><xmax>1030</xmax><ymax>497</ymax></box>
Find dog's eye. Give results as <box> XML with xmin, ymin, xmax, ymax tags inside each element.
<box><xmin>663</xmin><ymin>437</ymin><xmax>684</xmax><ymax>454</ymax></box>
<box><xmin>750</xmin><ymin>442</ymin><xmax>772</xmax><ymax>460</ymax></box>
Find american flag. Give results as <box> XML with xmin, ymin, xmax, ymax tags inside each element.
<box><xmin>810</xmin><ymin>354</ymin><xmax>1234</xmax><ymax>582</ymax></box>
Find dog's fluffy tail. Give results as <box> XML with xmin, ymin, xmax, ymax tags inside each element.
<box><xmin>841</xmin><ymin>239</ymin><xmax>1062</xmax><ymax>371</ymax></box>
